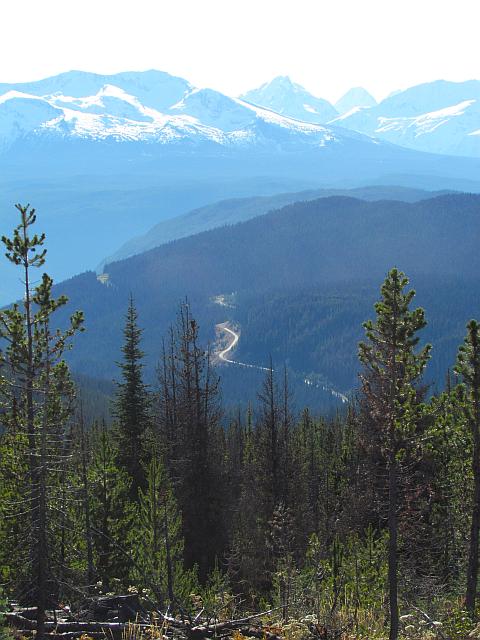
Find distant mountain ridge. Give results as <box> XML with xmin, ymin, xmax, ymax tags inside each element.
<box><xmin>103</xmin><ymin>185</ymin><xmax>451</xmax><ymax>266</ymax></box>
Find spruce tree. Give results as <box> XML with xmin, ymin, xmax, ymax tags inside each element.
<box><xmin>89</xmin><ymin>421</ymin><xmax>132</xmax><ymax>589</ymax></box>
<box><xmin>131</xmin><ymin>453</ymin><xmax>194</xmax><ymax>609</ymax></box>
<box><xmin>455</xmin><ymin>319</ymin><xmax>480</xmax><ymax>616</ymax></box>
<box><xmin>358</xmin><ymin>268</ymin><xmax>430</xmax><ymax>640</ymax></box>
<box><xmin>113</xmin><ymin>296</ymin><xmax>151</xmax><ymax>500</ymax></box>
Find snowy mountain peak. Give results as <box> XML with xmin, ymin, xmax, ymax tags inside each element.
<box><xmin>335</xmin><ymin>87</ymin><xmax>377</xmax><ymax>114</ymax></box>
<box><xmin>263</xmin><ymin>75</ymin><xmax>296</xmax><ymax>90</ymax></box>
<box><xmin>241</xmin><ymin>77</ymin><xmax>337</xmax><ymax>124</ymax></box>
<box><xmin>0</xmin><ymin>92</ymin><xmax>61</xmax><ymax>150</ymax></box>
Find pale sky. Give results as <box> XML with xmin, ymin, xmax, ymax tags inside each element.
<box><xmin>1</xmin><ymin>0</ymin><xmax>479</xmax><ymax>103</ymax></box>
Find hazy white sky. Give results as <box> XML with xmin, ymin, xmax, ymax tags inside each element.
<box><xmin>1</xmin><ymin>0</ymin><xmax>479</xmax><ymax>102</ymax></box>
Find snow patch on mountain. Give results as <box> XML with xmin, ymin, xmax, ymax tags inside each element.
<box><xmin>49</xmin><ymin>85</ymin><xmax>157</xmax><ymax>123</ymax></box>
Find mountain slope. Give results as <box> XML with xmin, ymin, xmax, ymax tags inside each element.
<box><xmin>0</xmin><ymin>174</ymin><xmax>318</xmax><ymax>305</ymax></box>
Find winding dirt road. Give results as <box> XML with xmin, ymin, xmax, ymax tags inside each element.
<box><xmin>214</xmin><ymin>317</ymin><xmax>348</xmax><ymax>404</ymax></box>
<box><xmin>216</xmin><ymin>324</ymin><xmax>271</xmax><ymax>371</ymax></box>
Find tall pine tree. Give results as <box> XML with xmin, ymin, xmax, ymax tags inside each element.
<box><xmin>358</xmin><ymin>268</ymin><xmax>430</xmax><ymax>640</ymax></box>
<box><xmin>113</xmin><ymin>296</ymin><xmax>151</xmax><ymax>500</ymax></box>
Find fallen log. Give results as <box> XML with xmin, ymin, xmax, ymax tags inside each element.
<box><xmin>6</xmin><ymin>603</ymin><xmax>284</xmax><ymax>640</ymax></box>
<box><xmin>5</xmin><ymin>613</ymin><xmax>38</xmax><ymax>630</ymax></box>
<box><xmin>5</xmin><ymin>615</ymin><xmax>156</xmax><ymax>635</ymax></box>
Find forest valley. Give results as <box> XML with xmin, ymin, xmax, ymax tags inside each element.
<box><xmin>1</xmin><ymin>204</ymin><xmax>480</xmax><ymax>640</ymax></box>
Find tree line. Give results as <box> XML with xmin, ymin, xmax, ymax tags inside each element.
<box><xmin>1</xmin><ymin>205</ymin><xmax>480</xmax><ymax>640</ymax></box>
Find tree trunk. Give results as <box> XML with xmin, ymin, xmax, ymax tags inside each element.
<box><xmin>20</xmin><ymin>212</ymin><xmax>47</xmax><ymax>640</ymax></box>
<box><xmin>164</xmin><ymin>501</ymin><xmax>175</xmax><ymax>605</ymax></box>
<box><xmin>80</xmin><ymin>412</ymin><xmax>95</xmax><ymax>587</ymax></box>
<box><xmin>388</xmin><ymin>456</ymin><xmax>399</xmax><ymax>640</ymax></box>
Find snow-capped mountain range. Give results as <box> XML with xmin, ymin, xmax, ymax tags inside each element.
<box><xmin>0</xmin><ymin>70</ymin><xmax>358</xmax><ymax>153</ymax></box>
<box><xmin>2</xmin><ymin>71</ymin><xmax>480</xmax><ymax>158</ymax></box>
<box><xmin>330</xmin><ymin>80</ymin><xmax>480</xmax><ymax>156</ymax></box>
<box><xmin>243</xmin><ymin>76</ymin><xmax>480</xmax><ymax>157</ymax></box>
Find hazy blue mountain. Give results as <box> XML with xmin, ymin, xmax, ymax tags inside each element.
<box><xmin>334</xmin><ymin>87</ymin><xmax>377</xmax><ymax>114</ymax></box>
<box><xmin>0</xmin><ymin>174</ymin><xmax>317</xmax><ymax>305</ymax></box>
<box><xmin>240</xmin><ymin>76</ymin><xmax>338</xmax><ymax>123</ymax></box>
<box><xmin>332</xmin><ymin>79</ymin><xmax>480</xmax><ymax>156</ymax></box>
<box><xmin>103</xmin><ymin>185</ymin><xmax>450</xmax><ymax>266</ymax></box>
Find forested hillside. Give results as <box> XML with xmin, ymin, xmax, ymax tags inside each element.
<box><xmin>104</xmin><ymin>184</ymin><xmax>451</xmax><ymax>264</ymax></box>
<box><xmin>48</xmin><ymin>193</ymin><xmax>480</xmax><ymax>407</ymax></box>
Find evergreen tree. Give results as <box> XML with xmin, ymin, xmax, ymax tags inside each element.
<box><xmin>0</xmin><ymin>204</ymin><xmax>83</xmax><ymax>637</ymax></box>
<box><xmin>0</xmin><ymin>430</ymin><xmax>29</xmax><ymax>596</ymax></box>
<box><xmin>131</xmin><ymin>453</ymin><xmax>195</xmax><ymax>609</ymax></box>
<box><xmin>358</xmin><ymin>268</ymin><xmax>431</xmax><ymax>640</ymax></box>
<box><xmin>229</xmin><ymin>406</ymin><xmax>269</xmax><ymax>597</ymax></box>
<box><xmin>157</xmin><ymin>302</ymin><xmax>222</xmax><ymax>581</ymax></box>
<box><xmin>113</xmin><ymin>296</ymin><xmax>151</xmax><ymax>500</ymax></box>
<box><xmin>256</xmin><ymin>361</ymin><xmax>282</xmax><ymax>511</ymax></box>
<box><xmin>455</xmin><ymin>319</ymin><xmax>480</xmax><ymax>616</ymax></box>
<box><xmin>424</xmin><ymin>387</ymin><xmax>470</xmax><ymax>591</ymax></box>
<box><xmin>89</xmin><ymin>422</ymin><xmax>132</xmax><ymax>589</ymax></box>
